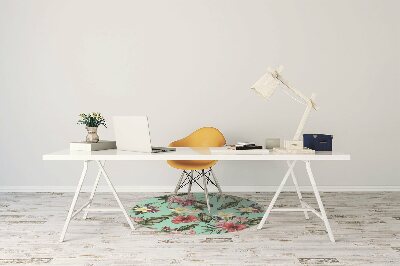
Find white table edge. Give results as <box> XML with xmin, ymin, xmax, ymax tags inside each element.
<box><xmin>42</xmin><ymin>148</ymin><xmax>350</xmax><ymax>161</ymax></box>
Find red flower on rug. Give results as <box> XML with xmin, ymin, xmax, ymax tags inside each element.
<box><xmin>161</xmin><ymin>226</ymin><xmax>171</xmax><ymax>232</ymax></box>
<box><xmin>132</xmin><ymin>217</ymin><xmax>144</xmax><ymax>223</ymax></box>
<box><xmin>217</xmin><ymin>221</ymin><xmax>247</xmax><ymax>232</ymax></box>
<box><xmin>168</xmin><ymin>195</ymin><xmax>196</xmax><ymax>206</ymax></box>
<box><xmin>180</xmin><ymin>199</ymin><xmax>195</xmax><ymax>206</ymax></box>
<box><xmin>172</xmin><ymin>215</ymin><xmax>198</xmax><ymax>224</ymax></box>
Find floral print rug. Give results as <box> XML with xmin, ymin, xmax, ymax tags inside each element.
<box><xmin>129</xmin><ymin>193</ymin><xmax>265</xmax><ymax>235</ymax></box>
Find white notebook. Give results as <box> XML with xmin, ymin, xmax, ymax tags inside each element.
<box><xmin>70</xmin><ymin>140</ymin><xmax>117</xmax><ymax>151</ymax></box>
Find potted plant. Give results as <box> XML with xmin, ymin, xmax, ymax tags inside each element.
<box><xmin>77</xmin><ymin>112</ymin><xmax>107</xmax><ymax>143</ymax></box>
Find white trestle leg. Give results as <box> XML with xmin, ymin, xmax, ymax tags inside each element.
<box><xmin>257</xmin><ymin>161</ymin><xmax>296</xmax><ymax>229</ymax></box>
<box><xmin>95</xmin><ymin>161</ymin><xmax>135</xmax><ymax>231</ymax></box>
<box><xmin>287</xmin><ymin>161</ymin><xmax>309</xmax><ymax>220</ymax></box>
<box><xmin>59</xmin><ymin>160</ymin><xmax>136</xmax><ymax>242</ymax></box>
<box><xmin>83</xmin><ymin>161</ymin><xmax>105</xmax><ymax>219</ymax></box>
<box><xmin>60</xmin><ymin>161</ymin><xmax>88</xmax><ymax>242</ymax></box>
<box><xmin>257</xmin><ymin>160</ymin><xmax>335</xmax><ymax>242</ymax></box>
<box><xmin>305</xmin><ymin>161</ymin><xmax>335</xmax><ymax>242</ymax></box>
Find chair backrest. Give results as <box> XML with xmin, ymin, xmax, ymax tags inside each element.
<box><xmin>169</xmin><ymin>127</ymin><xmax>226</xmax><ymax>148</ymax></box>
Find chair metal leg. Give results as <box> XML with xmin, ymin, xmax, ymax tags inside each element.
<box><xmin>305</xmin><ymin>161</ymin><xmax>335</xmax><ymax>242</ymax></box>
<box><xmin>202</xmin><ymin>170</ymin><xmax>211</xmax><ymax>213</ymax></box>
<box><xmin>83</xmin><ymin>161</ymin><xmax>105</xmax><ymax>220</ymax></box>
<box><xmin>176</xmin><ymin>168</ymin><xmax>221</xmax><ymax>195</ymax></box>
<box><xmin>187</xmin><ymin>170</ymin><xmax>194</xmax><ymax>194</ymax></box>
<box><xmin>287</xmin><ymin>161</ymin><xmax>309</xmax><ymax>220</ymax></box>
<box><xmin>174</xmin><ymin>171</ymin><xmax>185</xmax><ymax>194</ymax></box>
<box><xmin>210</xmin><ymin>168</ymin><xmax>222</xmax><ymax>194</ymax></box>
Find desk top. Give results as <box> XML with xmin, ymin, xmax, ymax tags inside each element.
<box><xmin>43</xmin><ymin>148</ymin><xmax>350</xmax><ymax>161</ymax></box>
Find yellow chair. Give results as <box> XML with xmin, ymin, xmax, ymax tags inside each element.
<box><xmin>167</xmin><ymin>127</ymin><xmax>226</xmax><ymax>212</ymax></box>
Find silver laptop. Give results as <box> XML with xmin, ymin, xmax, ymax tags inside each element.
<box><xmin>113</xmin><ymin>116</ymin><xmax>175</xmax><ymax>153</ymax></box>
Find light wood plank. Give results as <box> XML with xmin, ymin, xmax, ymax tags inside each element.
<box><xmin>0</xmin><ymin>192</ymin><xmax>399</xmax><ymax>265</ymax></box>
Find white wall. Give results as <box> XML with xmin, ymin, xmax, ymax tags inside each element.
<box><xmin>1</xmin><ymin>0</ymin><xmax>399</xmax><ymax>190</ymax></box>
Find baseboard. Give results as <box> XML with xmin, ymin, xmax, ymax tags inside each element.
<box><xmin>1</xmin><ymin>185</ymin><xmax>399</xmax><ymax>193</ymax></box>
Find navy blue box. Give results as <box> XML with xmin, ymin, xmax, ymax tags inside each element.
<box><xmin>303</xmin><ymin>134</ymin><xmax>333</xmax><ymax>151</ymax></box>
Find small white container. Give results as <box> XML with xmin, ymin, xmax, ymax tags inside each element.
<box><xmin>265</xmin><ymin>138</ymin><xmax>281</xmax><ymax>149</ymax></box>
<box><xmin>284</xmin><ymin>140</ymin><xmax>304</xmax><ymax>150</ymax></box>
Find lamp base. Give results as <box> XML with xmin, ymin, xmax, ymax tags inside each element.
<box><xmin>272</xmin><ymin>147</ymin><xmax>315</xmax><ymax>154</ymax></box>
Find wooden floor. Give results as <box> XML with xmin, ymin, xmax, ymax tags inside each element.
<box><xmin>0</xmin><ymin>192</ymin><xmax>399</xmax><ymax>265</ymax></box>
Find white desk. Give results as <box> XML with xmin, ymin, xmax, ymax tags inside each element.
<box><xmin>43</xmin><ymin>148</ymin><xmax>350</xmax><ymax>242</ymax></box>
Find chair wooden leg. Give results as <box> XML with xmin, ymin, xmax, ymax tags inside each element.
<box><xmin>187</xmin><ymin>170</ymin><xmax>193</xmax><ymax>194</ymax></box>
<box><xmin>210</xmin><ymin>168</ymin><xmax>222</xmax><ymax>194</ymax></box>
<box><xmin>174</xmin><ymin>171</ymin><xmax>185</xmax><ymax>195</ymax></box>
<box><xmin>202</xmin><ymin>170</ymin><xmax>211</xmax><ymax>213</ymax></box>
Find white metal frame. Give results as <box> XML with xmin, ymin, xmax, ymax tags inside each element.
<box><xmin>59</xmin><ymin>160</ymin><xmax>134</xmax><ymax>242</ymax></box>
<box><xmin>44</xmin><ymin>148</ymin><xmax>349</xmax><ymax>242</ymax></box>
<box><xmin>257</xmin><ymin>160</ymin><xmax>335</xmax><ymax>242</ymax></box>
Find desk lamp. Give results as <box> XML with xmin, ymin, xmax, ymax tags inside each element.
<box><xmin>251</xmin><ymin>66</ymin><xmax>317</xmax><ymax>153</ymax></box>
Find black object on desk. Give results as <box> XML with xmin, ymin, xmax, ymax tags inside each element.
<box><xmin>235</xmin><ymin>144</ymin><xmax>263</xmax><ymax>150</ymax></box>
<box><xmin>303</xmin><ymin>134</ymin><xmax>333</xmax><ymax>151</ymax></box>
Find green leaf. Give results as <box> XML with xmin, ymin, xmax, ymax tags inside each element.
<box><xmin>246</xmin><ymin>218</ymin><xmax>262</xmax><ymax>226</ymax></box>
<box><xmin>198</xmin><ymin>213</ymin><xmax>213</xmax><ymax>223</ymax></box>
<box><xmin>77</xmin><ymin>112</ymin><xmax>107</xmax><ymax>127</ymax></box>
<box><xmin>193</xmin><ymin>202</ymin><xmax>206</xmax><ymax>210</ymax></box>
<box><xmin>217</xmin><ymin>199</ymin><xmax>241</xmax><ymax>210</ymax></box>
<box><xmin>176</xmin><ymin>224</ymin><xmax>197</xmax><ymax>231</ymax></box>
<box><xmin>154</xmin><ymin>194</ymin><xmax>170</xmax><ymax>203</ymax></box>
<box><xmin>137</xmin><ymin>216</ymin><xmax>170</xmax><ymax>226</ymax></box>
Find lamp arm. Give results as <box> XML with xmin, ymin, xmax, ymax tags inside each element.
<box><xmin>276</xmin><ymin>76</ymin><xmax>310</xmax><ymax>105</ymax></box>
<box><xmin>268</xmin><ymin>68</ymin><xmax>318</xmax><ymax>141</ymax></box>
<box><xmin>293</xmin><ymin>93</ymin><xmax>316</xmax><ymax>141</ymax></box>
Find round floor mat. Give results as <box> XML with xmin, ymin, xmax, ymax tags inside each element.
<box><xmin>129</xmin><ymin>193</ymin><xmax>265</xmax><ymax>235</ymax></box>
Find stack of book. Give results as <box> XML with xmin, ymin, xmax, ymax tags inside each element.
<box><xmin>235</xmin><ymin>142</ymin><xmax>263</xmax><ymax>150</ymax></box>
<box><xmin>70</xmin><ymin>140</ymin><xmax>117</xmax><ymax>151</ymax></box>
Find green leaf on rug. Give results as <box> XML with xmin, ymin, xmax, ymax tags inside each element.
<box><xmin>246</xmin><ymin>218</ymin><xmax>262</xmax><ymax>226</ymax></box>
<box><xmin>198</xmin><ymin>213</ymin><xmax>213</xmax><ymax>223</ymax></box>
<box><xmin>154</xmin><ymin>194</ymin><xmax>169</xmax><ymax>202</ymax></box>
<box><xmin>204</xmin><ymin>224</ymin><xmax>223</xmax><ymax>234</ymax></box>
<box><xmin>176</xmin><ymin>224</ymin><xmax>197</xmax><ymax>232</ymax></box>
<box><xmin>193</xmin><ymin>201</ymin><xmax>207</xmax><ymax>210</ymax></box>
<box><xmin>217</xmin><ymin>198</ymin><xmax>241</xmax><ymax>210</ymax></box>
<box><xmin>137</xmin><ymin>216</ymin><xmax>171</xmax><ymax>226</ymax></box>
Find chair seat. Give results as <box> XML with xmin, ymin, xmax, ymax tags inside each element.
<box><xmin>167</xmin><ymin>160</ymin><xmax>217</xmax><ymax>170</ymax></box>
<box><xmin>167</xmin><ymin>127</ymin><xmax>225</xmax><ymax>171</ymax></box>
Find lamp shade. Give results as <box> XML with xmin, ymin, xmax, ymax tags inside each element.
<box><xmin>250</xmin><ymin>66</ymin><xmax>283</xmax><ymax>99</ymax></box>
<box><xmin>251</xmin><ymin>66</ymin><xmax>313</xmax><ymax>107</ymax></box>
